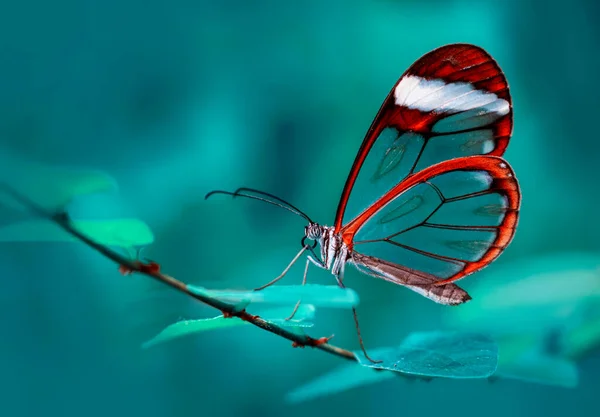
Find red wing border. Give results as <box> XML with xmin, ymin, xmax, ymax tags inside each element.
<box><xmin>342</xmin><ymin>155</ymin><xmax>520</xmax><ymax>286</ymax></box>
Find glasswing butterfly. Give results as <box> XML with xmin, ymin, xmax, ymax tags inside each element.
<box><xmin>207</xmin><ymin>43</ymin><xmax>520</xmax><ymax>308</ymax></box>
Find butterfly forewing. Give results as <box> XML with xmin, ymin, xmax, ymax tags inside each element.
<box><xmin>345</xmin><ymin>155</ymin><xmax>520</xmax><ymax>293</ymax></box>
<box><xmin>334</xmin><ymin>44</ymin><xmax>513</xmax><ymax>231</ymax></box>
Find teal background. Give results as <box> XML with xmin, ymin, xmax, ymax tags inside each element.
<box><xmin>1</xmin><ymin>0</ymin><xmax>599</xmax><ymax>416</ymax></box>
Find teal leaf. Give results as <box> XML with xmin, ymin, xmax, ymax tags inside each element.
<box><xmin>263</xmin><ymin>304</ymin><xmax>316</xmax><ymax>325</ymax></box>
<box><xmin>187</xmin><ymin>284</ymin><xmax>359</xmax><ymax>308</ymax></box>
<box><xmin>354</xmin><ymin>331</ymin><xmax>498</xmax><ymax>378</ymax></box>
<box><xmin>142</xmin><ymin>304</ymin><xmax>316</xmax><ymax>348</ymax></box>
<box><xmin>561</xmin><ymin>316</ymin><xmax>600</xmax><ymax>359</ymax></box>
<box><xmin>0</xmin><ymin>149</ymin><xmax>117</xmax><ymax>213</ymax></box>
<box><xmin>444</xmin><ymin>252</ymin><xmax>600</xmax><ymax>336</ymax></box>
<box><xmin>496</xmin><ymin>351</ymin><xmax>579</xmax><ymax>388</ymax></box>
<box><xmin>0</xmin><ymin>218</ymin><xmax>154</xmax><ymax>248</ymax></box>
<box><xmin>286</xmin><ymin>363</ymin><xmax>394</xmax><ymax>403</ymax></box>
<box><xmin>287</xmin><ymin>331</ymin><xmax>498</xmax><ymax>403</ymax></box>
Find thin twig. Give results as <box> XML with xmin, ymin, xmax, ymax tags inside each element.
<box><xmin>1</xmin><ymin>184</ymin><xmax>357</xmax><ymax>362</ymax></box>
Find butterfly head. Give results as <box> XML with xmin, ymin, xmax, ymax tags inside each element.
<box><xmin>302</xmin><ymin>222</ymin><xmax>326</xmax><ymax>252</ymax></box>
<box><xmin>304</xmin><ymin>223</ymin><xmax>323</xmax><ymax>240</ymax></box>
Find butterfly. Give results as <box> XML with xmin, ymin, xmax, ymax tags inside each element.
<box><xmin>207</xmin><ymin>43</ymin><xmax>520</xmax><ymax>307</ymax></box>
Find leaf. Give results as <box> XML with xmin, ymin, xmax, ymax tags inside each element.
<box><xmin>142</xmin><ymin>304</ymin><xmax>316</xmax><ymax>348</ymax></box>
<box><xmin>0</xmin><ymin>218</ymin><xmax>154</xmax><ymax>247</ymax></box>
<box><xmin>187</xmin><ymin>284</ymin><xmax>359</xmax><ymax>308</ymax></box>
<box><xmin>0</xmin><ymin>148</ymin><xmax>117</xmax><ymax>213</ymax></box>
<box><xmin>286</xmin><ymin>363</ymin><xmax>395</xmax><ymax>403</ymax></box>
<box><xmin>444</xmin><ymin>252</ymin><xmax>600</xmax><ymax>336</ymax></box>
<box><xmin>264</xmin><ymin>304</ymin><xmax>316</xmax><ymax>325</ymax></box>
<box><xmin>354</xmin><ymin>331</ymin><xmax>498</xmax><ymax>378</ymax></box>
<box><xmin>286</xmin><ymin>331</ymin><xmax>498</xmax><ymax>403</ymax></box>
<box><xmin>495</xmin><ymin>351</ymin><xmax>579</xmax><ymax>388</ymax></box>
<box><xmin>561</xmin><ymin>316</ymin><xmax>600</xmax><ymax>360</ymax></box>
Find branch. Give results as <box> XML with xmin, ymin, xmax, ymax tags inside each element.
<box><xmin>1</xmin><ymin>184</ymin><xmax>357</xmax><ymax>362</ymax></box>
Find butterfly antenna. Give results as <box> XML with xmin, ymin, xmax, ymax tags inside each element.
<box><xmin>235</xmin><ymin>187</ymin><xmax>311</xmax><ymax>220</ymax></box>
<box><xmin>205</xmin><ymin>187</ymin><xmax>314</xmax><ymax>223</ymax></box>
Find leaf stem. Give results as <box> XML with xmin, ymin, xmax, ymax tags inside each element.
<box><xmin>1</xmin><ymin>184</ymin><xmax>357</xmax><ymax>362</ymax></box>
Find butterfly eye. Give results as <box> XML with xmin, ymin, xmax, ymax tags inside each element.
<box><xmin>301</xmin><ymin>235</ymin><xmax>318</xmax><ymax>250</ymax></box>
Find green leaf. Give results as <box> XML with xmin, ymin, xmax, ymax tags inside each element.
<box><xmin>286</xmin><ymin>331</ymin><xmax>498</xmax><ymax>403</ymax></box>
<box><xmin>261</xmin><ymin>304</ymin><xmax>316</xmax><ymax>325</ymax></box>
<box><xmin>142</xmin><ymin>304</ymin><xmax>316</xmax><ymax>348</ymax></box>
<box><xmin>354</xmin><ymin>331</ymin><xmax>498</xmax><ymax>378</ymax></box>
<box><xmin>444</xmin><ymin>252</ymin><xmax>600</xmax><ymax>336</ymax></box>
<box><xmin>471</xmin><ymin>334</ymin><xmax>580</xmax><ymax>388</ymax></box>
<box><xmin>187</xmin><ymin>284</ymin><xmax>359</xmax><ymax>308</ymax></box>
<box><xmin>286</xmin><ymin>363</ymin><xmax>394</xmax><ymax>403</ymax></box>
<box><xmin>0</xmin><ymin>218</ymin><xmax>154</xmax><ymax>248</ymax></box>
<box><xmin>0</xmin><ymin>148</ymin><xmax>117</xmax><ymax>212</ymax></box>
<box><xmin>496</xmin><ymin>351</ymin><xmax>579</xmax><ymax>388</ymax></box>
<box><xmin>561</xmin><ymin>316</ymin><xmax>600</xmax><ymax>359</ymax></box>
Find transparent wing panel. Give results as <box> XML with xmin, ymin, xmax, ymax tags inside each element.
<box><xmin>349</xmin><ymin>156</ymin><xmax>519</xmax><ymax>285</ymax></box>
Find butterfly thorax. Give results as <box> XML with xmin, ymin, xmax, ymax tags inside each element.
<box><xmin>305</xmin><ymin>223</ymin><xmax>349</xmax><ymax>276</ymax></box>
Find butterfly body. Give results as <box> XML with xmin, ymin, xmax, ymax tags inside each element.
<box><xmin>305</xmin><ymin>218</ymin><xmax>474</xmax><ymax>305</ymax></box>
<box><xmin>305</xmin><ymin>223</ymin><xmax>349</xmax><ymax>276</ymax></box>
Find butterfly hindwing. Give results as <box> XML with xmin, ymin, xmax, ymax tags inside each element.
<box><xmin>342</xmin><ymin>155</ymin><xmax>519</xmax><ymax>296</ymax></box>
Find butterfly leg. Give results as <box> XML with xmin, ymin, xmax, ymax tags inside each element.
<box><xmin>284</xmin><ymin>254</ymin><xmax>327</xmax><ymax>320</ymax></box>
<box><xmin>335</xmin><ymin>267</ymin><xmax>382</xmax><ymax>364</ymax></box>
<box><xmin>307</xmin><ymin>253</ymin><xmax>326</xmax><ymax>269</ymax></box>
<box><xmin>284</xmin><ymin>258</ymin><xmax>310</xmax><ymax>320</ymax></box>
<box><xmin>253</xmin><ymin>245</ymin><xmax>308</xmax><ymax>291</ymax></box>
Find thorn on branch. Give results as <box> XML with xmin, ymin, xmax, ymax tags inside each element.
<box><xmin>140</xmin><ymin>261</ymin><xmax>161</xmax><ymax>274</ymax></box>
<box><xmin>221</xmin><ymin>309</ymin><xmax>259</xmax><ymax>321</ymax></box>
<box><xmin>222</xmin><ymin>310</ymin><xmax>235</xmax><ymax>318</ymax></box>
<box><xmin>118</xmin><ymin>261</ymin><xmax>161</xmax><ymax>276</ymax></box>
<box><xmin>292</xmin><ymin>334</ymin><xmax>334</xmax><ymax>348</ymax></box>
<box><xmin>119</xmin><ymin>264</ymin><xmax>135</xmax><ymax>276</ymax></box>
<box><xmin>238</xmin><ymin>310</ymin><xmax>259</xmax><ymax>322</ymax></box>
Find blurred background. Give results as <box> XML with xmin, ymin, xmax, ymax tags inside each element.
<box><xmin>1</xmin><ymin>0</ymin><xmax>599</xmax><ymax>416</ymax></box>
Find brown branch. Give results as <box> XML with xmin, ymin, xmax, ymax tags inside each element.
<box><xmin>1</xmin><ymin>184</ymin><xmax>357</xmax><ymax>362</ymax></box>
<box><xmin>69</xmin><ymin>222</ymin><xmax>357</xmax><ymax>360</ymax></box>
